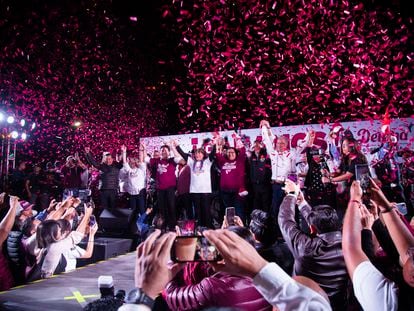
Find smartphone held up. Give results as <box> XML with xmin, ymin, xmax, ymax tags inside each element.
<box><xmin>171</xmin><ymin>236</ymin><xmax>221</xmax><ymax>263</ymax></box>
<box><xmin>355</xmin><ymin>164</ymin><xmax>371</xmax><ymax>192</ymax></box>
<box><xmin>225</xmin><ymin>207</ymin><xmax>236</xmax><ymax>226</ymax></box>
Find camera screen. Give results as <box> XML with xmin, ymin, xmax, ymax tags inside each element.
<box><xmin>225</xmin><ymin>207</ymin><xmax>235</xmax><ymax>226</ymax></box>
<box><xmin>172</xmin><ymin>236</ymin><xmax>221</xmax><ymax>262</ymax></box>
<box><xmin>355</xmin><ymin>164</ymin><xmax>371</xmax><ymax>191</ymax></box>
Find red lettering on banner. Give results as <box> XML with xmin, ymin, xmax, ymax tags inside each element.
<box><xmin>357</xmin><ymin>129</ymin><xmax>370</xmax><ymax>144</ymax></box>
<box><xmin>291</xmin><ymin>133</ymin><xmax>306</xmax><ymax>148</ymax></box>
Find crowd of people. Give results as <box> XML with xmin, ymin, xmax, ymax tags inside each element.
<box><xmin>0</xmin><ymin>120</ymin><xmax>413</xmax><ymax>311</ymax></box>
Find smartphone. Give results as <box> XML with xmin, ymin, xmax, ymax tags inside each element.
<box><xmin>287</xmin><ymin>173</ymin><xmax>298</xmax><ymax>183</ymax></box>
<box><xmin>225</xmin><ymin>207</ymin><xmax>236</xmax><ymax>226</ymax></box>
<box><xmin>89</xmin><ymin>215</ymin><xmax>96</xmax><ymax>227</ymax></box>
<box><xmin>355</xmin><ymin>164</ymin><xmax>371</xmax><ymax>192</ymax></box>
<box><xmin>171</xmin><ymin>236</ymin><xmax>221</xmax><ymax>262</ymax></box>
<box><xmin>396</xmin><ymin>202</ymin><xmax>407</xmax><ymax>215</ymax></box>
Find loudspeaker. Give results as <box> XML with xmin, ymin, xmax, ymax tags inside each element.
<box><xmin>98</xmin><ymin>208</ymin><xmax>132</xmax><ymax>233</ymax></box>
<box><xmin>77</xmin><ymin>237</ymin><xmax>133</xmax><ymax>267</ymax></box>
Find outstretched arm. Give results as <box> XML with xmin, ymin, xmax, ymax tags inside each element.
<box><xmin>84</xmin><ymin>147</ymin><xmax>101</xmax><ymax>169</ymax></box>
<box><xmin>370</xmin><ymin>178</ymin><xmax>414</xmax><ymax>264</ymax></box>
<box><xmin>260</xmin><ymin>120</ymin><xmax>275</xmax><ymax>154</ymax></box>
<box><xmin>342</xmin><ymin>181</ymin><xmax>370</xmax><ymax>278</ymax></box>
<box><xmin>204</xmin><ymin>229</ymin><xmax>332</xmax><ymax>311</ymax></box>
<box><xmin>0</xmin><ymin>196</ymin><xmax>19</xmax><ymax>246</ymax></box>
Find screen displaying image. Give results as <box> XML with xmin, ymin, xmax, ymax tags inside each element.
<box><xmin>172</xmin><ymin>236</ymin><xmax>221</xmax><ymax>262</ymax></box>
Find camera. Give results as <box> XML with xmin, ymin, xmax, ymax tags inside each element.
<box><xmin>98</xmin><ymin>275</ymin><xmax>125</xmax><ymax>300</ymax></box>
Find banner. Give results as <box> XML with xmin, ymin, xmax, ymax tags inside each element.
<box><xmin>141</xmin><ymin>117</ymin><xmax>414</xmax><ymax>162</ymax></box>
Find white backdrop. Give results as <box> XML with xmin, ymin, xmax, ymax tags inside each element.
<box><xmin>141</xmin><ymin>117</ymin><xmax>414</xmax><ymax>163</ymax></box>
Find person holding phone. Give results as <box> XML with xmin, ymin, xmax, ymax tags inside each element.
<box><xmin>322</xmin><ymin>136</ymin><xmax>368</xmax><ymax>221</ymax></box>
<box><xmin>164</xmin><ymin>226</ymin><xmax>272</xmax><ymax>311</ymax></box>
<box><xmin>61</xmin><ymin>217</ymin><xmax>99</xmax><ymax>272</ymax></box>
<box><xmin>61</xmin><ymin>153</ymin><xmax>87</xmax><ymax>201</ymax></box>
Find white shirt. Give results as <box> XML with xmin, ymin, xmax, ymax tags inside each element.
<box><xmin>352</xmin><ymin>261</ymin><xmax>398</xmax><ymax>311</ymax></box>
<box><xmin>63</xmin><ymin>245</ymin><xmax>86</xmax><ymax>272</ymax></box>
<box><xmin>261</xmin><ymin>126</ymin><xmax>297</xmax><ymax>181</ymax></box>
<box><xmin>187</xmin><ymin>157</ymin><xmax>213</xmax><ymax>193</ymax></box>
<box><xmin>253</xmin><ymin>262</ymin><xmax>332</xmax><ymax>311</ymax></box>
<box><xmin>123</xmin><ymin>162</ymin><xmax>147</xmax><ymax>195</ymax></box>
<box><xmin>41</xmin><ymin>231</ymin><xmax>84</xmax><ymax>277</ymax></box>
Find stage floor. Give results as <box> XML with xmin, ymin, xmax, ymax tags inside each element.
<box><xmin>0</xmin><ymin>252</ymin><xmax>136</xmax><ymax>311</ymax></box>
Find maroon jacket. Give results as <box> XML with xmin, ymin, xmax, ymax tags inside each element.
<box><xmin>163</xmin><ymin>268</ymin><xmax>271</xmax><ymax>311</ymax></box>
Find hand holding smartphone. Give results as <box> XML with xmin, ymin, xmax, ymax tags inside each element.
<box><xmin>225</xmin><ymin>207</ymin><xmax>236</xmax><ymax>226</ymax></box>
<box><xmin>396</xmin><ymin>202</ymin><xmax>407</xmax><ymax>215</ymax></box>
<box><xmin>89</xmin><ymin>215</ymin><xmax>96</xmax><ymax>227</ymax></box>
<box><xmin>355</xmin><ymin>164</ymin><xmax>371</xmax><ymax>193</ymax></box>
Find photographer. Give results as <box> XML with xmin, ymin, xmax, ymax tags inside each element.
<box><xmin>61</xmin><ymin>153</ymin><xmax>88</xmax><ymax>200</ymax></box>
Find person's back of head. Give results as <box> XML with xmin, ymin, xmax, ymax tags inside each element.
<box><xmin>36</xmin><ymin>219</ymin><xmax>60</xmax><ymax>249</ymax></box>
<box><xmin>308</xmin><ymin>205</ymin><xmax>341</xmax><ymax>234</ymax></box>
<box><xmin>249</xmin><ymin>209</ymin><xmax>277</xmax><ymax>247</ymax></box>
<box><xmin>152</xmin><ymin>213</ymin><xmax>165</xmax><ymax>229</ymax></box>
<box><xmin>56</xmin><ymin>219</ymin><xmax>72</xmax><ymax>237</ymax></box>
<box><xmin>83</xmin><ymin>296</ymin><xmax>123</xmax><ymax>311</ymax></box>
<box><xmin>227</xmin><ymin>226</ymin><xmax>255</xmax><ymax>246</ymax></box>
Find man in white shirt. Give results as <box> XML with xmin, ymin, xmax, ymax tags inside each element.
<box><xmin>260</xmin><ymin>120</ymin><xmax>300</xmax><ymax>233</ymax></box>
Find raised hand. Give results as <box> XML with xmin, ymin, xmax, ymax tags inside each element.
<box><xmin>204</xmin><ymin>229</ymin><xmax>268</xmax><ymax>278</ymax></box>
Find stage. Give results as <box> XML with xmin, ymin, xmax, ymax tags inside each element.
<box><xmin>0</xmin><ymin>251</ymin><xmax>136</xmax><ymax>311</ymax></box>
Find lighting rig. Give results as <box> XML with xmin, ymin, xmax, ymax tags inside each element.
<box><xmin>0</xmin><ymin>111</ymin><xmax>36</xmax><ymax>190</ymax></box>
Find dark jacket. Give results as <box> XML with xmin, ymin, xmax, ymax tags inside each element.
<box><xmin>278</xmin><ymin>195</ymin><xmax>349</xmax><ymax>305</ymax></box>
<box><xmin>85</xmin><ymin>153</ymin><xmax>122</xmax><ymax>190</ymax></box>
<box><xmin>249</xmin><ymin>149</ymin><xmax>271</xmax><ymax>185</ymax></box>
<box><xmin>164</xmin><ymin>265</ymin><xmax>271</xmax><ymax>311</ymax></box>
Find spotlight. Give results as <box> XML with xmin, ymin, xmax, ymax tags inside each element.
<box><xmin>21</xmin><ymin>133</ymin><xmax>27</xmax><ymax>140</ymax></box>
<box><xmin>7</xmin><ymin>116</ymin><xmax>14</xmax><ymax>124</ymax></box>
<box><xmin>0</xmin><ymin>112</ymin><xmax>4</xmax><ymax>122</ymax></box>
<box><xmin>31</xmin><ymin>122</ymin><xmax>36</xmax><ymax>130</ymax></box>
<box><xmin>11</xmin><ymin>131</ymin><xmax>18</xmax><ymax>139</ymax></box>
<box><xmin>20</xmin><ymin>119</ymin><xmax>26</xmax><ymax>127</ymax></box>
<box><xmin>73</xmin><ymin>120</ymin><xmax>82</xmax><ymax>128</ymax></box>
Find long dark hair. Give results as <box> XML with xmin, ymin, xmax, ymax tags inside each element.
<box><xmin>341</xmin><ymin>137</ymin><xmax>367</xmax><ymax>166</ymax></box>
<box><xmin>36</xmin><ymin>220</ymin><xmax>61</xmax><ymax>249</ymax></box>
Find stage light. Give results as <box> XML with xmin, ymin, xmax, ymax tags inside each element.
<box><xmin>21</xmin><ymin>133</ymin><xmax>27</xmax><ymax>140</ymax></box>
<box><xmin>0</xmin><ymin>112</ymin><xmax>4</xmax><ymax>122</ymax></box>
<box><xmin>7</xmin><ymin>116</ymin><xmax>14</xmax><ymax>124</ymax></box>
<box><xmin>73</xmin><ymin>120</ymin><xmax>82</xmax><ymax>128</ymax></box>
<box><xmin>31</xmin><ymin>122</ymin><xmax>36</xmax><ymax>130</ymax></box>
<box><xmin>20</xmin><ymin>119</ymin><xmax>26</xmax><ymax>127</ymax></box>
<box><xmin>11</xmin><ymin>131</ymin><xmax>18</xmax><ymax>139</ymax></box>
